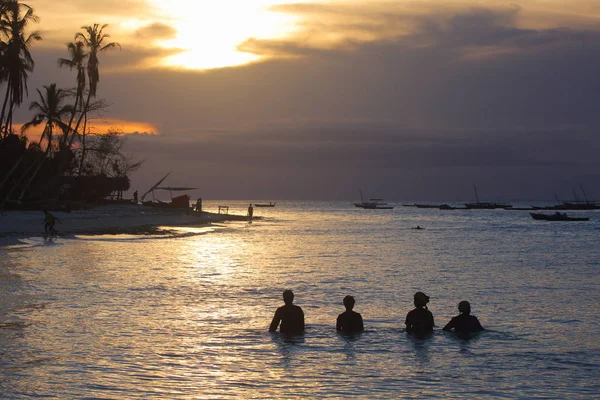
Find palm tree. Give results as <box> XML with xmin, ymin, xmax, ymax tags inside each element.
<box><xmin>76</xmin><ymin>24</ymin><xmax>120</xmax><ymax>98</ymax></box>
<box><xmin>73</xmin><ymin>23</ymin><xmax>119</xmax><ymax>174</ymax></box>
<box><xmin>21</xmin><ymin>83</ymin><xmax>72</xmax><ymax>152</ymax></box>
<box><xmin>0</xmin><ymin>0</ymin><xmax>41</xmax><ymax>138</ymax></box>
<box><xmin>57</xmin><ymin>40</ymin><xmax>87</xmax><ymax>147</ymax></box>
<box><xmin>16</xmin><ymin>83</ymin><xmax>72</xmax><ymax>201</ymax></box>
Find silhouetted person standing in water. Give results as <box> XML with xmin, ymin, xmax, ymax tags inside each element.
<box><xmin>336</xmin><ymin>295</ymin><xmax>364</xmax><ymax>333</ymax></box>
<box><xmin>443</xmin><ymin>301</ymin><xmax>484</xmax><ymax>333</ymax></box>
<box><xmin>405</xmin><ymin>291</ymin><xmax>435</xmax><ymax>333</ymax></box>
<box><xmin>269</xmin><ymin>290</ymin><xmax>305</xmax><ymax>334</ymax></box>
<box><xmin>43</xmin><ymin>210</ymin><xmax>61</xmax><ymax>236</ymax></box>
<box><xmin>247</xmin><ymin>204</ymin><xmax>254</xmax><ymax>222</ymax></box>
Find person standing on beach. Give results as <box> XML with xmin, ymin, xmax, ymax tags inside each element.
<box><xmin>269</xmin><ymin>290</ymin><xmax>305</xmax><ymax>334</ymax></box>
<box><xmin>405</xmin><ymin>291</ymin><xmax>435</xmax><ymax>333</ymax></box>
<box><xmin>195</xmin><ymin>197</ymin><xmax>202</xmax><ymax>212</ymax></box>
<box><xmin>443</xmin><ymin>301</ymin><xmax>484</xmax><ymax>333</ymax></box>
<box><xmin>133</xmin><ymin>190</ymin><xmax>138</xmax><ymax>204</ymax></box>
<box><xmin>336</xmin><ymin>295</ymin><xmax>364</xmax><ymax>333</ymax></box>
<box><xmin>247</xmin><ymin>204</ymin><xmax>254</xmax><ymax>221</ymax></box>
<box><xmin>43</xmin><ymin>210</ymin><xmax>61</xmax><ymax>236</ymax></box>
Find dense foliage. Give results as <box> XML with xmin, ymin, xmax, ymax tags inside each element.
<box><xmin>0</xmin><ymin>0</ymin><xmax>141</xmax><ymax>207</ymax></box>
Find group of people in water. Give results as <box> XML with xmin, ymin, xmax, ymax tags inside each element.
<box><xmin>269</xmin><ymin>290</ymin><xmax>484</xmax><ymax>335</ymax></box>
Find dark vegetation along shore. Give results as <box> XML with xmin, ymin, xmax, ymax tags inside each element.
<box><xmin>0</xmin><ymin>1</ymin><xmax>140</xmax><ymax>212</ymax></box>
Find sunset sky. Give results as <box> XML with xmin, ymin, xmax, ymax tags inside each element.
<box><xmin>14</xmin><ymin>0</ymin><xmax>600</xmax><ymax>200</ymax></box>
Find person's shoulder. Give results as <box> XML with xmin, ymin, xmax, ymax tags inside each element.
<box><xmin>275</xmin><ymin>305</ymin><xmax>287</xmax><ymax>313</ymax></box>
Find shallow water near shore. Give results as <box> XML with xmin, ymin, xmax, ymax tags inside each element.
<box><xmin>1</xmin><ymin>201</ymin><xmax>600</xmax><ymax>398</ymax></box>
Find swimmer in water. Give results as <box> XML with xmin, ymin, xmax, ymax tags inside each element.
<box><xmin>443</xmin><ymin>301</ymin><xmax>484</xmax><ymax>333</ymax></box>
<box><xmin>336</xmin><ymin>295</ymin><xmax>364</xmax><ymax>333</ymax></box>
<box><xmin>405</xmin><ymin>291</ymin><xmax>435</xmax><ymax>333</ymax></box>
<box><xmin>269</xmin><ymin>290</ymin><xmax>305</xmax><ymax>334</ymax></box>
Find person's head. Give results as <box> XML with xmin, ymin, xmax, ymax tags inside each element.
<box><xmin>282</xmin><ymin>290</ymin><xmax>294</xmax><ymax>305</ymax></box>
<box><xmin>458</xmin><ymin>300</ymin><xmax>471</xmax><ymax>315</ymax></box>
<box><xmin>413</xmin><ymin>291</ymin><xmax>430</xmax><ymax>308</ymax></box>
<box><xmin>343</xmin><ymin>295</ymin><xmax>355</xmax><ymax>311</ymax></box>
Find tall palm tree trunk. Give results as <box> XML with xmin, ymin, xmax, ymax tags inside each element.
<box><xmin>17</xmin><ymin>150</ymin><xmax>49</xmax><ymax>202</ymax></box>
<box><xmin>0</xmin><ymin>154</ymin><xmax>24</xmax><ymax>193</ymax></box>
<box><xmin>16</xmin><ymin>125</ymin><xmax>52</xmax><ymax>202</ymax></box>
<box><xmin>74</xmin><ymin>89</ymin><xmax>92</xmax><ymax>175</ymax></box>
<box><xmin>1</xmin><ymin>151</ymin><xmax>44</xmax><ymax>205</ymax></box>
<box><xmin>0</xmin><ymin>86</ymin><xmax>12</xmax><ymax>137</ymax></box>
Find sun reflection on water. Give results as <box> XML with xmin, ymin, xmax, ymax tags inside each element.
<box><xmin>1</xmin><ymin>202</ymin><xmax>599</xmax><ymax>397</ymax></box>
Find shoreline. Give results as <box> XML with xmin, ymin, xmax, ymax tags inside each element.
<box><xmin>0</xmin><ymin>204</ymin><xmax>254</xmax><ymax>245</ymax></box>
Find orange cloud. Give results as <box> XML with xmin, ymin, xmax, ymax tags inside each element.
<box><xmin>14</xmin><ymin>119</ymin><xmax>158</xmax><ymax>144</ymax></box>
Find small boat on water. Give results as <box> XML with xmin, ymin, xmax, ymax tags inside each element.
<box><xmin>140</xmin><ymin>172</ymin><xmax>197</xmax><ymax>209</ymax></box>
<box><xmin>414</xmin><ymin>203</ymin><xmax>447</xmax><ymax>208</ymax></box>
<box><xmin>530</xmin><ymin>212</ymin><xmax>589</xmax><ymax>221</ymax></box>
<box><xmin>254</xmin><ymin>202</ymin><xmax>276</xmax><ymax>207</ymax></box>
<box><xmin>464</xmin><ymin>186</ymin><xmax>512</xmax><ymax>209</ymax></box>
<box><xmin>354</xmin><ymin>189</ymin><xmax>394</xmax><ymax>209</ymax></box>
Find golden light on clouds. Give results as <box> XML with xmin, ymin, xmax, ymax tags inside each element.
<box><xmin>150</xmin><ymin>0</ymin><xmax>308</xmax><ymax>69</ymax></box>
<box><xmin>16</xmin><ymin>120</ymin><xmax>158</xmax><ymax>144</ymax></box>
<box><xmin>26</xmin><ymin>0</ymin><xmax>600</xmax><ymax>71</ymax></box>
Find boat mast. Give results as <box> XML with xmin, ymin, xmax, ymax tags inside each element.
<box><xmin>359</xmin><ymin>188</ymin><xmax>365</xmax><ymax>203</ymax></box>
<box><xmin>580</xmin><ymin>184</ymin><xmax>590</xmax><ymax>204</ymax></box>
<box><xmin>572</xmin><ymin>189</ymin><xmax>580</xmax><ymax>203</ymax></box>
<box><xmin>473</xmin><ymin>185</ymin><xmax>480</xmax><ymax>203</ymax></box>
<box><xmin>141</xmin><ymin>171</ymin><xmax>171</xmax><ymax>202</ymax></box>
<box><xmin>554</xmin><ymin>194</ymin><xmax>561</xmax><ymax>205</ymax></box>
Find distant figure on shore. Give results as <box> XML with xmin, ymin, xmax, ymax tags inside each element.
<box><xmin>336</xmin><ymin>295</ymin><xmax>364</xmax><ymax>333</ymax></box>
<box><xmin>195</xmin><ymin>197</ymin><xmax>202</xmax><ymax>212</ymax></box>
<box><xmin>247</xmin><ymin>204</ymin><xmax>254</xmax><ymax>221</ymax></box>
<box><xmin>443</xmin><ymin>301</ymin><xmax>484</xmax><ymax>333</ymax></box>
<box><xmin>269</xmin><ymin>290</ymin><xmax>305</xmax><ymax>334</ymax></box>
<box><xmin>405</xmin><ymin>291</ymin><xmax>435</xmax><ymax>334</ymax></box>
<box><xmin>133</xmin><ymin>190</ymin><xmax>138</xmax><ymax>204</ymax></box>
<box><xmin>43</xmin><ymin>210</ymin><xmax>61</xmax><ymax>236</ymax></box>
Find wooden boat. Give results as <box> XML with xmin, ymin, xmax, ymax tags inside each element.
<box><xmin>140</xmin><ymin>172</ymin><xmax>197</xmax><ymax>209</ymax></box>
<box><xmin>530</xmin><ymin>212</ymin><xmax>589</xmax><ymax>221</ymax></box>
<box><xmin>464</xmin><ymin>186</ymin><xmax>511</xmax><ymax>209</ymax></box>
<box><xmin>355</xmin><ymin>201</ymin><xmax>394</xmax><ymax>209</ymax></box>
<box><xmin>354</xmin><ymin>189</ymin><xmax>394</xmax><ymax>209</ymax></box>
<box><xmin>414</xmin><ymin>203</ymin><xmax>449</xmax><ymax>208</ymax></box>
<box><xmin>254</xmin><ymin>202</ymin><xmax>276</xmax><ymax>207</ymax></box>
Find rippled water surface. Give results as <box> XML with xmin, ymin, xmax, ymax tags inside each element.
<box><xmin>1</xmin><ymin>201</ymin><xmax>600</xmax><ymax>398</ymax></box>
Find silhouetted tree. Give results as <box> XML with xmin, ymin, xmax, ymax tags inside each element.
<box><xmin>0</xmin><ymin>0</ymin><xmax>41</xmax><ymax>137</ymax></box>
<box><xmin>17</xmin><ymin>83</ymin><xmax>72</xmax><ymax>200</ymax></box>
<box><xmin>72</xmin><ymin>24</ymin><xmax>120</xmax><ymax>174</ymax></box>
<box><xmin>21</xmin><ymin>83</ymin><xmax>72</xmax><ymax>153</ymax></box>
<box><xmin>57</xmin><ymin>40</ymin><xmax>87</xmax><ymax>147</ymax></box>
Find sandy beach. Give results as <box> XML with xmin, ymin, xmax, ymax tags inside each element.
<box><xmin>0</xmin><ymin>204</ymin><xmax>251</xmax><ymax>241</ymax></box>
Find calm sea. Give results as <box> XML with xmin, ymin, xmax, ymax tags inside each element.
<box><xmin>1</xmin><ymin>201</ymin><xmax>599</xmax><ymax>398</ymax></box>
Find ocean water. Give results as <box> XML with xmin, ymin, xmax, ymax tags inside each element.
<box><xmin>1</xmin><ymin>201</ymin><xmax>599</xmax><ymax>398</ymax></box>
